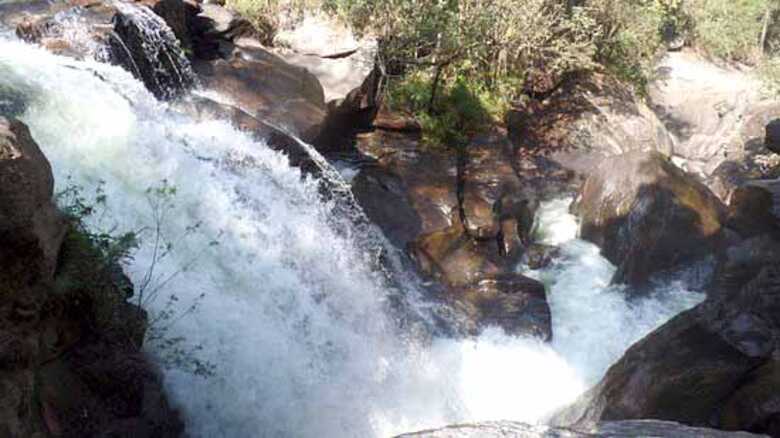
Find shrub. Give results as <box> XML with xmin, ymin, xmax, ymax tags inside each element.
<box><xmin>226</xmin><ymin>0</ymin><xmax>324</xmax><ymax>44</ymax></box>
<box><xmin>55</xmin><ymin>178</ymin><xmax>216</xmax><ymax>378</ymax></box>
<box><xmin>685</xmin><ymin>0</ymin><xmax>773</xmax><ymax>63</ymax></box>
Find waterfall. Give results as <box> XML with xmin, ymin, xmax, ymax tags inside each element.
<box><xmin>0</xmin><ymin>36</ymin><xmax>705</xmax><ymax>438</ymax></box>
<box><xmin>103</xmin><ymin>1</ymin><xmax>196</xmax><ymax>99</ymax></box>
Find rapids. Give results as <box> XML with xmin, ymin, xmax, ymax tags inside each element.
<box><xmin>0</xmin><ymin>35</ymin><xmax>704</xmax><ymax>437</ymax></box>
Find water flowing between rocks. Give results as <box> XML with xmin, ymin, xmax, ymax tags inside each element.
<box><xmin>0</xmin><ymin>34</ymin><xmax>705</xmax><ymax>437</ymax></box>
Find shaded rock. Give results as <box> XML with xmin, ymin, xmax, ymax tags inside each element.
<box><xmin>574</xmin><ymin>150</ymin><xmax>726</xmax><ymax>288</ymax></box>
<box><xmin>522</xmin><ymin>244</ymin><xmax>561</xmax><ymax>270</ymax></box>
<box><xmin>396</xmin><ymin>420</ymin><xmax>766</xmax><ymax>437</ymax></box>
<box><xmin>144</xmin><ymin>0</ymin><xmax>201</xmax><ymax>54</ymax></box>
<box><xmin>193</xmin><ymin>45</ymin><xmax>326</xmax><ymax>142</ymax></box>
<box><xmin>719</xmin><ymin>360</ymin><xmax>780</xmax><ymax>437</ymax></box>
<box><xmin>727</xmin><ymin>185</ymin><xmax>779</xmax><ymax>238</ymax></box>
<box><xmin>454</xmin><ymin>274</ymin><xmax>551</xmax><ymax>340</ymax></box>
<box><xmin>0</xmin><ymin>117</ymin><xmax>65</xmax><ymax>287</ymax></box>
<box><xmin>190</xmin><ymin>3</ymin><xmax>256</xmax><ymax>59</ymax></box>
<box><xmin>711</xmin><ymin>235</ymin><xmax>780</xmax><ymax>297</ymax></box>
<box><xmin>0</xmin><ymin>118</ymin><xmax>182</xmax><ymax>437</ymax></box>
<box><xmin>351</xmin><ymin>130</ymin><xmax>459</xmax><ymax>247</ymax></box>
<box><xmin>553</xmin><ymin>264</ymin><xmax>780</xmax><ymax>436</ymax></box>
<box><xmin>765</xmin><ymin>119</ymin><xmax>780</xmax><ymax>154</ymax></box>
<box><xmin>410</xmin><ymin>222</ymin><xmax>504</xmax><ymax>288</ymax></box>
<box><xmin>507</xmin><ymin>73</ymin><xmax>673</xmax><ymax>180</ymax></box>
<box><xmin>107</xmin><ymin>2</ymin><xmax>196</xmax><ymax>100</ymax></box>
<box><xmin>351</xmin><ymin>167</ymin><xmax>422</xmax><ymax>248</ymax></box>
<box><xmin>462</xmin><ymin>130</ymin><xmax>538</xmax><ymax>243</ymax></box>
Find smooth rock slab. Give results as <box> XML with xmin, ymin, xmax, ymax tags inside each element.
<box><xmin>396</xmin><ymin>420</ymin><xmax>766</xmax><ymax>437</ymax></box>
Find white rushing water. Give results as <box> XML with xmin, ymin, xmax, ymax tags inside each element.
<box><xmin>0</xmin><ymin>37</ymin><xmax>705</xmax><ymax>437</ymax></box>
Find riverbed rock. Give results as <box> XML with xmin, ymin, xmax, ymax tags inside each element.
<box><xmin>455</xmin><ymin>274</ymin><xmax>551</xmax><ymax>340</ymax></box>
<box><xmin>726</xmin><ymin>184</ymin><xmax>779</xmax><ymax>239</ymax></box>
<box><xmin>0</xmin><ymin>117</ymin><xmax>65</xmax><ymax>287</ymax></box>
<box><xmin>396</xmin><ymin>420</ymin><xmax>766</xmax><ymax>437</ymax></box>
<box><xmin>462</xmin><ymin>130</ymin><xmax>538</xmax><ymax>243</ymax></box>
<box><xmin>0</xmin><ymin>118</ymin><xmax>182</xmax><ymax>437</ymax></box>
<box><xmin>765</xmin><ymin>119</ymin><xmax>780</xmax><ymax>154</ymax></box>
<box><xmin>553</xmin><ymin>264</ymin><xmax>780</xmax><ymax>436</ymax></box>
<box><xmin>410</xmin><ymin>223</ymin><xmax>505</xmax><ymax>288</ymax></box>
<box><xmin>193</xmin><ymin>44</ymin><xmax>326</xmax><ymax>142</ymax></box>
<box><xmin>506</xmin><ymin>73</ymin><xmax>673</xmax><ymax>180</ymax></box>
<box><xmin>351</xmin><ymin>130</ymin><xmax>459</xmax><ymax>247</ymax></box>
<box><xmin>574</xmin><ymin>150</ymin><xmax>726</xmax><ymax>288</ymax></box>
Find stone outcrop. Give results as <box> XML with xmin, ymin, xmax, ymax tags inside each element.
<box><xmin>349</xmin><ymin>116</ymin><xmax>552</xmax><ymax>338</ymax></box>
<box><xmin>0</xmin><ymin>117</ymin><xmax>181</xmax><ymax>437</ymax></box>
<box><xmin>193</xmin><ymin>41</ymin><xmax>326</xmax><ymax>142</ymax></box>
<box><xmin>574</xmin><ymin>150</ymin><xmax>726</xmax><ymax>288</ymax></box>
<box><xmin>0</xmin><ymin>118</ymin><xmax>66</xmax><ymax>287</ymax></box>
<box><xmin>12</xmin><ymin>1</ymin><xmax>195</xmax><ymax>99</ymax></box>
<box><xmin>506</xmin><ymin>72</ymin><xmax>674</xmax><ymax>181</ymax></box>
<box><xmin>553</xmin><ymin>263</ymin><xmax>780</xmax><ymax>437</ymax></box>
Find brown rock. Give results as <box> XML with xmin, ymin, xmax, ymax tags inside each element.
<box><xmin>553</xmin><ymin>264</ymin><xmax>780</xmax><ymax>436</ymax></box>
<box><xmin>0</xmin><ymin>117</ymin><xmax>65</xmax><ymax>287</ymax></box>
<box><xmin>727</xmin><ymin>185</ymin><xmax>779</xmax><ymax>238</ymax></box>
<box><xmin>194</xmin><ymin>47</ymin><xmax>326</xmax><ymax>142</ymax></box>
<box><xmin>456</xmin><ymin>274</ymin><xmax>551</xmax><ymax>340</ymax></box>
<box><xmin>352</xmin><ymin>130</ymin><xmax>459</xmax><ymax>246</ymax></box>
<box><xmin>574</xmin><ymin>150</ymin><xmax>726</xmax><ymax>288</ymax></box>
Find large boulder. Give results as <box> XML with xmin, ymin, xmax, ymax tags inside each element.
<box><xmin>0</xmin><ymin>118</ymin><xmax>182</xmax><ymax>437</ymax></box>
<box><xmin>574</xmin><ymin>150</ymin><xmax>726</xmax><ymax>288</ymax></box>
<box><xmin>107</xmin><ymin>2</ymin><xmax>196</xmax><ymax>99</ymax></box>
<box><xmin>649</xmin><ymin>51</ymin><xmax>764</xmax><ymax>177</ymax></box>
<box><xmin>765</xmin><ymin>119</ymin><xmax>780</xmax><ymax>154</ymax></box>
<box><xmin>193</xmin><ymin>42</ymin><xmax>326</xmax><ymax>142</ymax></box>
<box><xmin>396</xmin><ymin>420</ymin><xmax>766</xmax><ymax>438</ymax></box>
<box><xmin>0</xmin><ymin>117</ymin><xmax>65</xmax><ymax>287</ymax></box>
<box><xmin>454</xmin><ymin>274</ymin><xmax>551</xmax><ymax>340</ymax></box>
<box><xmin>462</xmin><ymin>130</ymin><xmax>537</xmax><ymax>245</ymax></box>
<box><xmin>350</xmin><ymin>121</ymin><xmax>551</xmax><ymax>339</ymax></box>
<box><xmin>726</xmin><ymin>184</ymin><xmax>779</xmax><ymax>239</ymax></box>
<box><xmin>506</xmin><ymin>73</ymin><xmax>674</xmax><ymax>181</ymax></box>
<box><xmin>351</xmin><ymin>129</ymin><xmax>458</xmax><ymax>248</ymax></box>
<box><xmin>553</xmin><ymin>264</ymin><xmax>780</xmax><ymax>437</ymax></box>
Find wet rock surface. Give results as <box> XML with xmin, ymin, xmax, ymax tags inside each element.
<box><xmin>553</xmin><ymin>263</ymin><xmax>780</xmax><ymax>437</ymax></box>
<box><xmin>574</xmin><ymin>150</ymin><xmax>726</xmax><ymax>288</ymax></box>
<box><xmin>0</xmin><ymin>117</ymin><xmax>181</xmax><ymax>438</ymax></box>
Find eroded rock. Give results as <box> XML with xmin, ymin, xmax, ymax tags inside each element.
<box><xmin>0</xmin><ymin>117</ymin><xmax>65</xmax><ymax>287</ymax></box>
<box><xmin>574</xmin><ymin>150</ymin><xmax>726</xmax><ymax>288</ymax></box>
<box><xmin>553</xmin><ymin>264</ymin><xmax>780</xmax><ymax>436</ymax></box>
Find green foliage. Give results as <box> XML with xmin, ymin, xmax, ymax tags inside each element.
<box><xmin>226</xmin><ymin>0</ymin><xmax>323</xmax><ymax>44</ymax></box>
<box><xmin>388</xmin><ymin>72</ymin><xmax>511</xmax><ymax>147</ymax></box>
<box><xmin>686</xmin><ymin>0</ymin><xmax>772</xmax><ymax>63</ymax></box>
<box><xmin>56</xmin><ymin>178</ymin><xmax>217</xmax><ymax>378</ymax></box>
